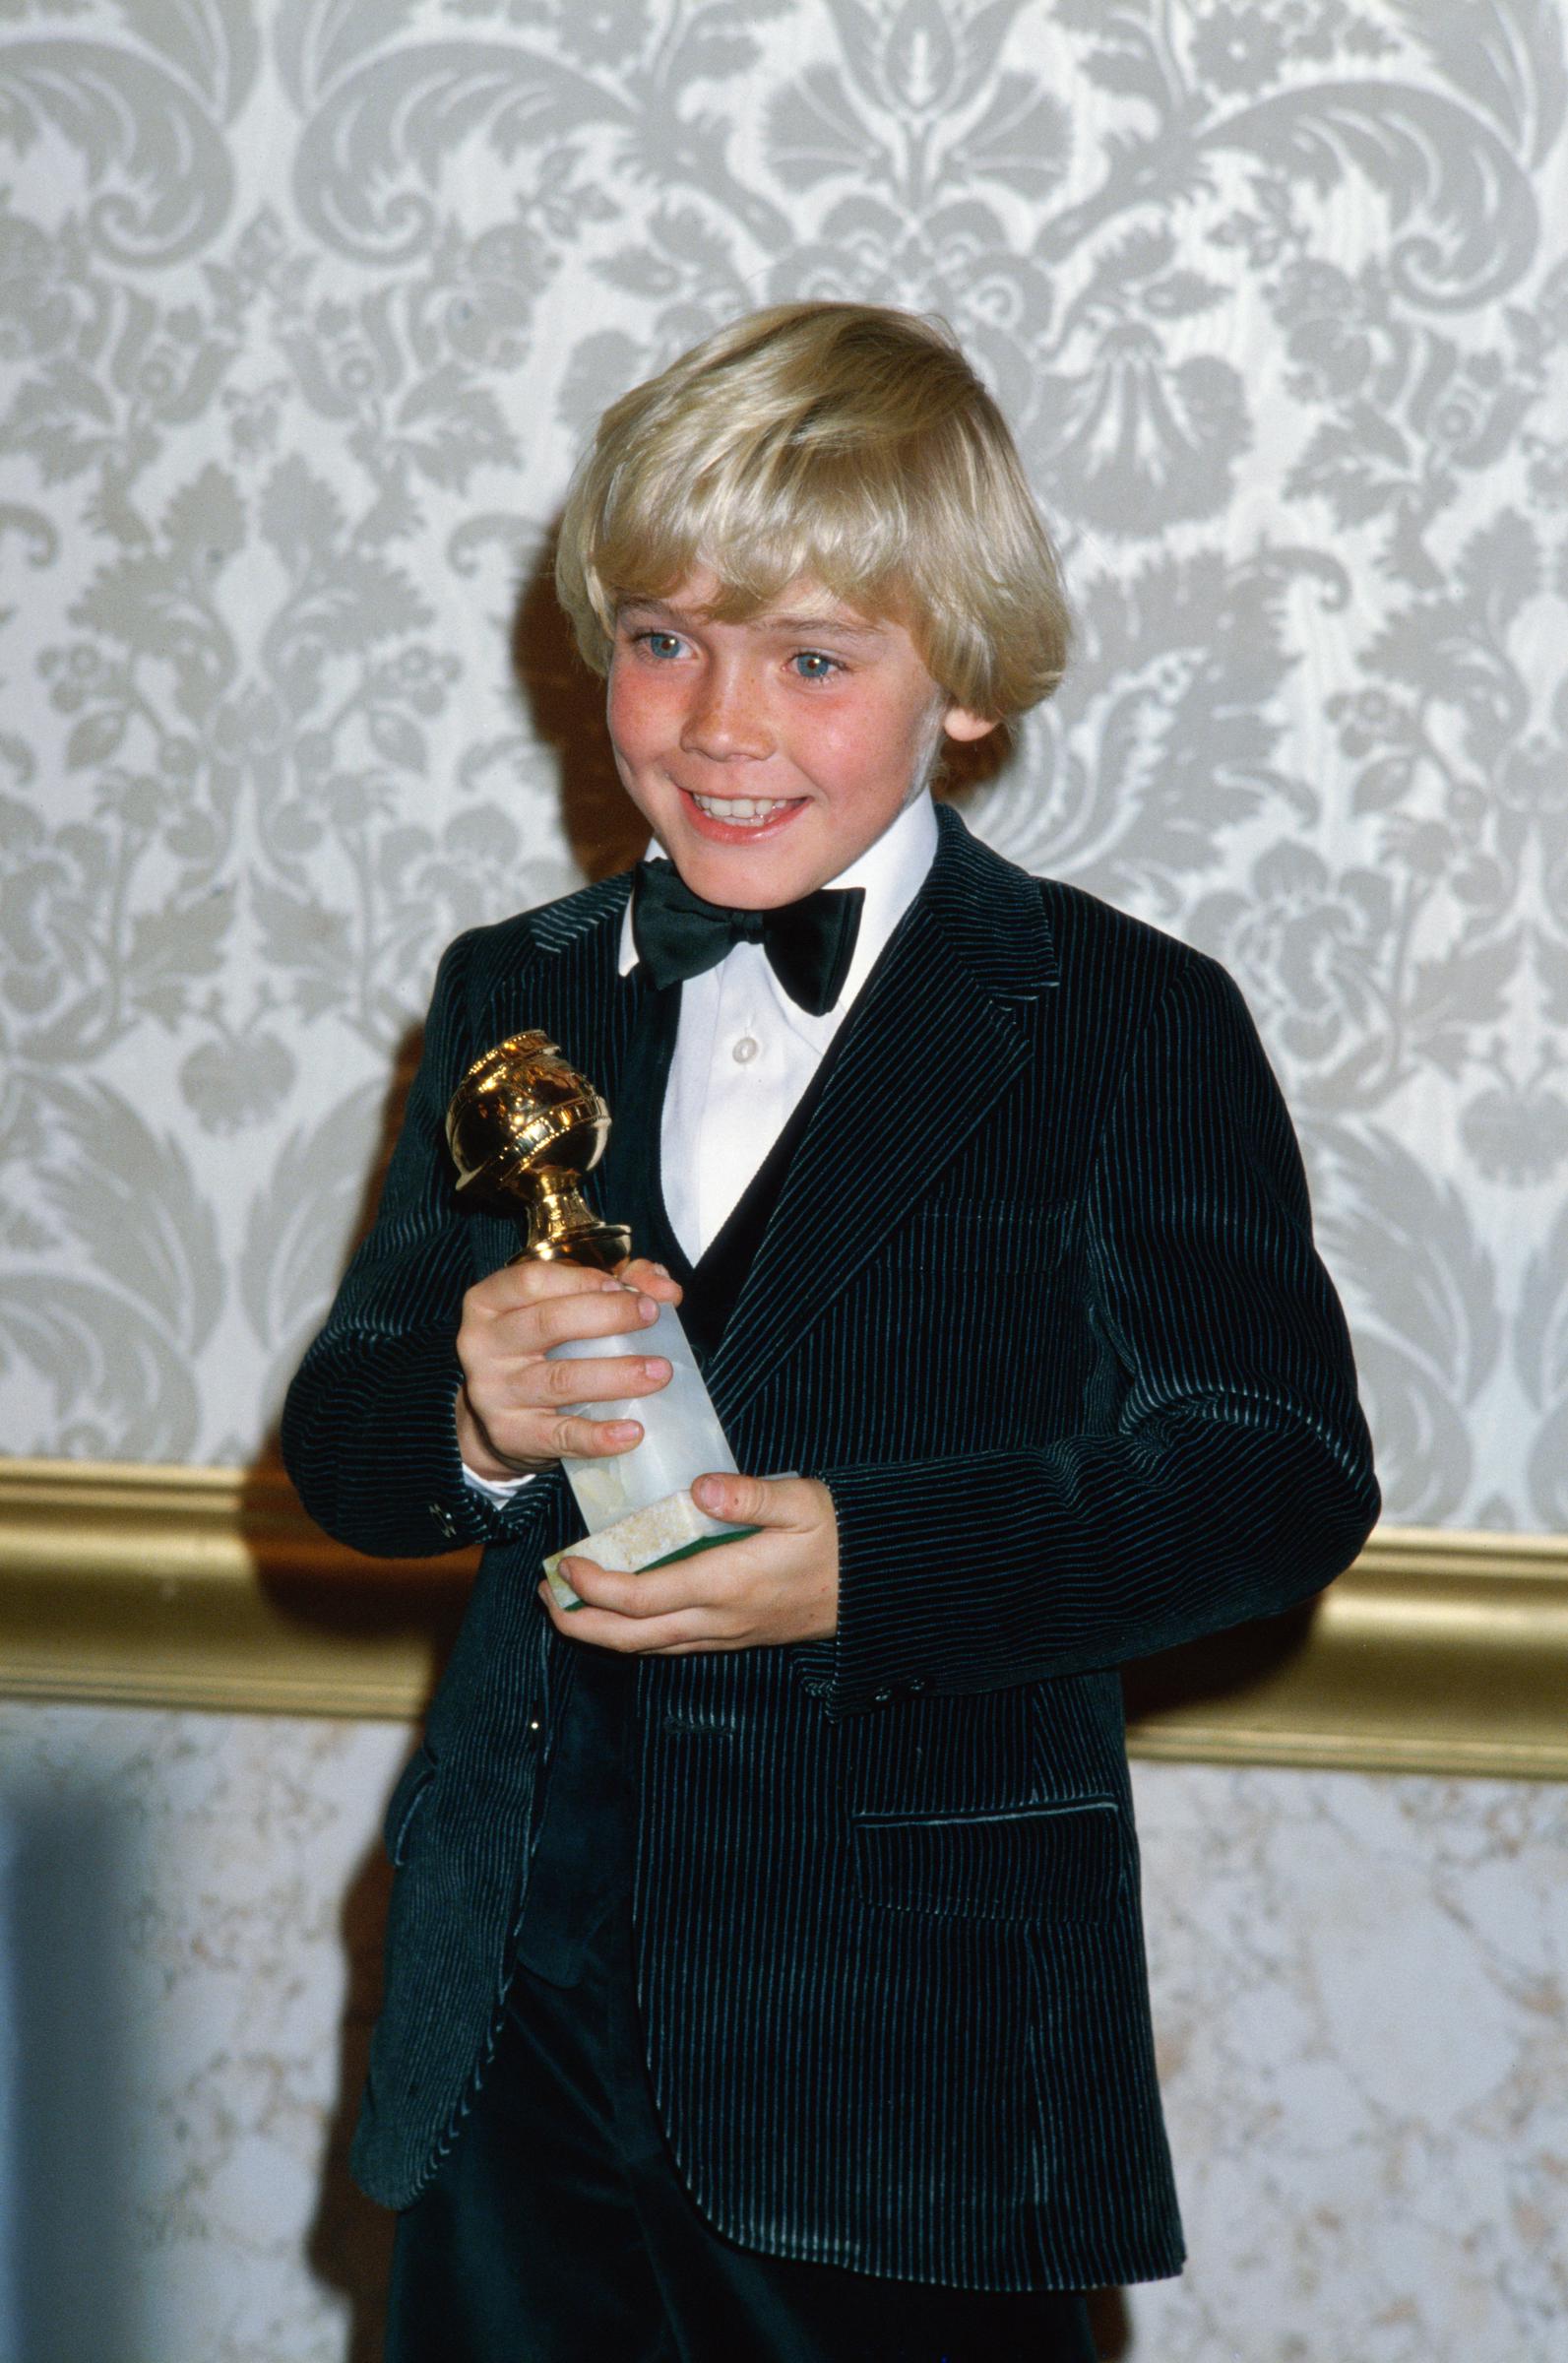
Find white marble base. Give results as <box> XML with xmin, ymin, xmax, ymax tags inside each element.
<box><xmin>542</xmin><ymin>1486</ymin><xmax>745</xmax><ymax>1609</ymax></box>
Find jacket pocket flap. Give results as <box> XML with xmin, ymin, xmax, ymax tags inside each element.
<box><xmin>851</xmin><ymin>1799</ymin><xmax>1123</xmax><ymax>1923</ymax></box>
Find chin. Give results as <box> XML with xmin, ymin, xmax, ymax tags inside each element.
<box><xmin>681</xmin><ymin>854</ymin><xmax>814</xmax><ymax>908</ymax></box>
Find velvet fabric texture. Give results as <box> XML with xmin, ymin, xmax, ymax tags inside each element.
<box><xmin>282</xmin><ymin>806</ymin><xmax>1379</xmax><ymax>2290</ymax></box>
<box><xmin>386</xmin><ymin>1903</ymin><xmax>1098</xmax><ymax>2362</ymax></box>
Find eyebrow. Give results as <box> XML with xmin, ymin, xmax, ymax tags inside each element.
<box><xmin>766</xmin><ymin>611</ymin><xmax>887</xmax><ymax>643</ymax></box>
<box><xmin>618</xmin><ymin>599</ymin><xmax>886</xmax><ymax>644</ymax></box>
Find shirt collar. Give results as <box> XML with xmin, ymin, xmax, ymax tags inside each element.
<box><xmin>616</xmin><ymin>792</ymin><xmax>940</xmax><ymax>1028</ymax></box>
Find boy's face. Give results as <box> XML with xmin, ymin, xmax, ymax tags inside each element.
<box><xmin>606</xmin><ymin>570</ymin><xmax>995</xmax><ymax>908</ymax></box>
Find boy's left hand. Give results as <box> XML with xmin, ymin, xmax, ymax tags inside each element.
<box><xmin>539</xmin><ymin>1473</ymin><xmax>839</xmax><ymax>1654</ymax></box>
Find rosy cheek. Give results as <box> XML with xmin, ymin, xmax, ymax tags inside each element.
<box><xmin>606</xmin><ymin>675</ymin><xmax>657</xmax><ymax>750</ymax></box>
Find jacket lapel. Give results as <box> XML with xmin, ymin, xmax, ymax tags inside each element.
<box><xmin>704</xmin><ymin>811</ymin><xmax>1058</xmax><ymax>1431</ymax></box>
<box><xmin>485</xmin><ymin>870</ymin><xmax>638</xmax><ymax>1107</ymax></box>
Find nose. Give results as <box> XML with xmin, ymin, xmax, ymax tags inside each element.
<box><xmin>679</xmin><ymin>661</ymin><xmax>771</xmax><ymax>762</ymax></box>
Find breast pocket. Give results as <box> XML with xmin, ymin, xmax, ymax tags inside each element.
<box><xmin>851</xmin><ymin>1799</ymin><xmax>1125</xmax><ymax>1925</ymax></box>
<box><xmin>907</xmin><ymin>1199</ymin><xmax>1075</xmax><ymax>1279</ymax></box>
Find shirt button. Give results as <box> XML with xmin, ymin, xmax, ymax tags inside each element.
<box><xmin>732</xmin><ymin>1034</ymin><xmax>760</xmax><ymax>1064</ymax></box>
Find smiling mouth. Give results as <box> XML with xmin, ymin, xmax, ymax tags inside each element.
<box><xmin>684</xmin><ymin>790</ymin><xmax>804</xmax><ymax>829</ymax></box>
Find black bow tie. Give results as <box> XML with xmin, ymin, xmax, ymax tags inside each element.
<box><xmin>631</xmin><ymin>862</ymin><xmax>865</xmax><ymax>1017</ymax></box>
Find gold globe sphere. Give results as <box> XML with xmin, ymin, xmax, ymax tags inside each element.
<box><xmin>446</xmin><ymin>1031</ymin><xmax>631</xmax><ymax>1270</ymax></box>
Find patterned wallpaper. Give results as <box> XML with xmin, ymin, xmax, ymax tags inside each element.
<box><xmin>2</xmin><ymin>0</ymin><xmax>1566</xmax><ymax>1528</ymax></box>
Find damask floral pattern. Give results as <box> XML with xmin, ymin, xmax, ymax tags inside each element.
<box><xmin>1</xmin><ymin>0</ymin><xmax>1565</xmax><ymax>1521</ymax></box>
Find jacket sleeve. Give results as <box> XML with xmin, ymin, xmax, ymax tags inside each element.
<box><xmin>281</xmin><ymin>928</ymin><xmax>566</xmax><ymax>1563</ymax></box>
<box><xmin>807</xmin><ymin>951</ymin><xmax>1380</xmax><ymax>1718</ymax></box>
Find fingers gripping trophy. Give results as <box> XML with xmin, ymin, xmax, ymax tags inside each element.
<box><xmin>446</xmin><ymin>1032</ymin><xmax>753</xmax><ymax>1604</ymax></box>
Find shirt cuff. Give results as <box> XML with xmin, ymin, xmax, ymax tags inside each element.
<box><xmin>461</xmin><ymin>1460</ymin><xmax>537</xmax><ymax>1504</ymax></box>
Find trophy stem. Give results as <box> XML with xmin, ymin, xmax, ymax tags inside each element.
<box><xmin>513</xmin><ymin>1174</ymin><xmax>631</xmax><ymax>1273</ymax></box>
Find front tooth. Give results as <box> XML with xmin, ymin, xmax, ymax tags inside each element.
<box><xmin>695</xmin><ymin>794</ymin><xmax>783</xmax><ymax>820</ymax></box>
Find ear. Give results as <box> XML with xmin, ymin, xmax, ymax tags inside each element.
<box><xmin>942</xmin><ymin>704</ymin><xmax>999</xmax><ymax>743</ymax></box>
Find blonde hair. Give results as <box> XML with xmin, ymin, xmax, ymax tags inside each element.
<box><xmin>554</xmin><ymin>302</ymin><xmax>1069</xmax><ymax>721</ymax></box>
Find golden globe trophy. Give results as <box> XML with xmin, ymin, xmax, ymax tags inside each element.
<box><xmin>446</xmin><ymin>1032</ymin><xmax>750</xmax><ymax>1604</ymax></box>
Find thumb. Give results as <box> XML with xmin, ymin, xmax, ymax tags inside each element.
<box><xmin>693</xmin><ymin>1470</ymin><xmax>789</xmax><ymax>1526</ymax></box>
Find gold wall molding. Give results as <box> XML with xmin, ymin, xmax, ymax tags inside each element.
<box><xmin>1</xmin><ymin>1456</ymin><xmax>1565</xmax><ymax>1778</ymax></box>
<box><xmin>0</xmin><ymin>1457</ymin><xmax>474</xmax><ymax>1723</ymax></box>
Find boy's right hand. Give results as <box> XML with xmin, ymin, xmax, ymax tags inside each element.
<box><xmin>454</xmin><ymin>1254</ymin><xmax>681</xmax><ymax>1481</ymax></box>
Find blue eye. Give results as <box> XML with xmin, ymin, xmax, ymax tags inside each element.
<box><xmin>792</xmin><ymin>650</ymin><xmax>839</xmax><ymax>680</ymax></box>
<box><xmin>644</xmin><ymin>631</ymin><xmax>684</xmax><ymax>660</ymax></box>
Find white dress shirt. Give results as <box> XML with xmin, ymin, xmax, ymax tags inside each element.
<box><xmin>624</xmin><ymin>789</ymin><xmax>938</xmax><ymax>1264</ymax></box>
<box><xmin>463</xmin><ymin>792</ymin><xmax>939</xmax><ymax>1501</ymax></box>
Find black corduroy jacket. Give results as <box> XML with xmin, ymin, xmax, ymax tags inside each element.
<box><xmin>282</xmin><ymin>806</ymin><xmax>1379</xmax><ymax>2289</ymax></box>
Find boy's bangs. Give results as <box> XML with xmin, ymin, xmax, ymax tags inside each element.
<box><xmin>596</xmin><ymin>442</ymin><xmax>918</xmax><ymax>630</ymax></box>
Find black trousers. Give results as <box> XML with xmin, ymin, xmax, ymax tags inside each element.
<box><xmin>385</xmin><ymin>1904</ymin><xmax>1098</xmax><ymax>2363</ymax></box>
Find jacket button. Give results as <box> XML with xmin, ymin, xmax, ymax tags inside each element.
<box><xmin>907</xmin><ymin>1678</ymin><xmax>926</xmax><ymax>1693</ymax></box>
<box><xmin>873</xmin><ymin>1687</ymin><xmax>892</xmax><ymax>1702</ymax></box>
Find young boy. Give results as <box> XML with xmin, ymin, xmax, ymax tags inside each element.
<box><xmin>283</xmin><ymin>303</ymin><xmax>1379</xmax><ymax>2360</ymax></box>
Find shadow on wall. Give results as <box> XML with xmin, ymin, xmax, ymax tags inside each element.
<box><xmin>510</xmin><ymin>539</ymin><xmax>645</xmax><ymax>882</ymax></box>
<box><xmin>303</xmin><ymin>1844</ymin><xmax>398</xmax><ymax>2363</ymax></box>
<box><xmin>0</xmin><ymin>1796</ymin><xmax>139</xmax><ymax>2363</ymax></box>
